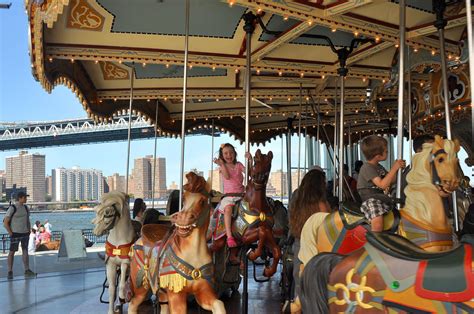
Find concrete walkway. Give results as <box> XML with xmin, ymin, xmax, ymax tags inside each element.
<box><xmin>0</xmin><ymin>246</ymin><xmax>282</xmax><ymax>313</ymax></box>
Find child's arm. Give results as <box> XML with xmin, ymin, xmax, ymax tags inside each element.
<box><xmin>371</xmin><ymin>216</ymin><xmax>384</xmax><ymax>232</ymax></box>
<box><xmin>214</xmin><ymin>158</ymin><xmax>230</xmax><ymax>179</ymax></box>
<box><xmin>371</xmin><ymin>159</ymin><xmax>406</xmax><ymax>190</ymax></box>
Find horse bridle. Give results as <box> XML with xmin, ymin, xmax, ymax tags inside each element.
<box><xmin>251</xmin><ymin>171</ymin><xmax>270</xmax><ymax>190</ymax></box>
<box><xmin>430</xmin><ymin>148</ymin><xmax>447</xmax><ymax>188</ymax></box>
<box><xmin>174</xmin><ymin>188</ymin><xmax>211</xmax><ymax>232</ymax></box>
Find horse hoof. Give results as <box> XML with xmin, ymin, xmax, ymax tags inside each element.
<box><xmin>119</xmin><ymin>297</ymin><xmax>126</xmax><ymax>304</ymax></box>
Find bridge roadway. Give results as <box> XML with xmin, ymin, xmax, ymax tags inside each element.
<box><xmin>0</xmin><ymin>116</ymin><xmax>217</xmax><ymax>151</ymax></box>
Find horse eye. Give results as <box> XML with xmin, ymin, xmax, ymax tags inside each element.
<box><xmin>438</xmin><ymin>157</ymin><xmax>444</xmax><ymax>163</ymax></box>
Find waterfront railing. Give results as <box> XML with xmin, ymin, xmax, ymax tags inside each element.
<box><xmin>0</xmin><ymin>229</ymin><xmax>107</xmax><ymax>253</ymax></box>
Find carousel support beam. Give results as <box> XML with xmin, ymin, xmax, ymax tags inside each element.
<box><xmin>151</xmin><ymin>101</ymin><xmax>159</xmax><ymax>209</ymax></box>
<box><xmin>242</xmin><ymin>12</ymin><xmax>256</xmax><ymax>314</ymax></box>
<box><xmin>466</xmin><ymin>0</ymin><xmax>474</xmax><ymax>150</ymax></box>
<box><xmin>433</xmin><ymin>0</ymin><xmax>459</xmax><ymax>231</ymax></box>
<box><xmin>251</xmin><ymin>20</ymin><xmax>315</xmax><ymax>63</ymax></box>
<box><xmin>210</xmin><ymin>119</ymin><xmax>215</xmax><ymax>191</ymax></box>
<box><xmin>324</xmin><ymin>0</ymin><xmax>375</xmax><ymax>16</ymax></box>
<box><xmin>297</xmin><ymin>83</ymin><xmax>303</xmax><ymax>185</ymax></box>
<box><xmin>407</xmin><ymin>14</ymin><xmax>468</xmax><ymax>39</ymax></box>
<box><xmin>125</xmin><ymin>65</ymin><xmax>134</xmax><ymax>195</ymax></box>
<box><xmin>243</xmin><ymin>11</ymin><xmax>256</xmax><ymax>186</ymax></box>
<box><xmin>178</xmin><ymin>0</ymin><xmax>190</xmax><ymax>211</ymax></box>
<box><xmin>333</xmin><ymin>81</ymin><xmax>338</xmax><ymax>197</ymax></box>
<box><xmin>281</xmin><ymin>135</ymin><xmax>284</xmax><ymax>202</ymax></box>
<box><xmin>407</xmin><ymin>49</ymin><xmax>413</xmax><ymax>163</ymax></box>
<box><xmin>395</xmin><ymin>0</ymin><xmax>406</xmax><ymax>206</ymax></box>
<box><xmin>286</xmin><ymin>119</ymin><xmax>293</xmax><ymax>200</ymax></box>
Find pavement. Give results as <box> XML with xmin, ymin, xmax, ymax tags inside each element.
<box><xmin>0</xmin><ymin>246</ymin><xmax>282</xmax><ymax>313</ymax></box>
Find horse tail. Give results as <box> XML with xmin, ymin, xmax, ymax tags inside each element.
<box><xmin>300</xmin><ymin>252</ymin><xmax>345</xmax><ymax>313</ymax></box>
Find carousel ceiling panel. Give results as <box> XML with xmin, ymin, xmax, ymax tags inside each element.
<box><xmin>392</xmin><ymin>0</ymin><xmax>434</xmax><ymax>13</ymax></box>
<box><xmin>129</xmin><ymin>63</ymin><xmax>227</xmax><ymax>79</ymax></box>
<box><xmin>351</xmin><ymin>2</ymin><xmax>434</xmax><ymax>28</ymax></box>
<box><xmin>356</xmin><ymin>46</ymin><xmax>397</xmax><ymax>68</ymax></box>
<box><xmin>97</xmin><ymin>0</ymin><xmax>246</xmax><ymax>38</ymax></box>
<box><xmin>259</xmin><ymin>15</ymin><xmax>356</xmax><ymax>47</ymax></box>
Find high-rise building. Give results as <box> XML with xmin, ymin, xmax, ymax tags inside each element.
<box><xmin>131</xmin><ymin>156</ymin><xmax>166</xmax><ymax>199</ymax></box>
<box><xmin>268</xmin><ymin>169</ymin><xmax>287</xmax><ymax>196</ymax></box>
<box><xmin>107</xmin><ymin>173</ymin><xmax>126</xmax><ymax>193</ymax></box>
<box><xmin>52</xmin><ymin>167</ymin><xmax>103</xmax><ymax>201</ymax></box>
<box><xmin>168</xmin><ymin>181</ymin><xmax>178</xmax><ymax>190</ymax></box>
<box><xmin>208</xmin><ymin>169</ymin><xmax>222</xmax><ymax>192</ymax></box>
<box><xmin>5</xmin><ymin>151</ymin><xmax>46</xmax><ymax>202</ymax></box>
<box><xmin>45</xmin><ymin>175</ymin><xmax>52</xmax><ymax>197</ymax></box>
<box><xmin>0</xmin><ymin>170</ymin><xmax>6</xmax><ymax>196</ymax></box>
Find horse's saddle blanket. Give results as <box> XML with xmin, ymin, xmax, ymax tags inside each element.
<box><xmin>210</xmin><ymin>200</ymin><xmax>257</xmax><ymax>240</ymax></box>
<box><xmin>365</xmin><ymin>232</ymin><xmax>474</xmax><ymax>303</ymax></box>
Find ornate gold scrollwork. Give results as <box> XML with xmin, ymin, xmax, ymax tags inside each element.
<box><xmin>332</xmin><ymin>268</ymin><xmax>376</xmax><ymax>310</ymax></box>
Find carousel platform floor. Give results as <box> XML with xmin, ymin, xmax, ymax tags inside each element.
<box><xmin>0</xmin><ymin>248</ymin><xmax>283</xmax><ymax>313</ymax></box>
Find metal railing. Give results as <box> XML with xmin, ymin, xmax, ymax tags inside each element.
<box><xmin>0</xmin><ymin>228</ymin><xmax>106</xmax><ymax>253</ymax></box>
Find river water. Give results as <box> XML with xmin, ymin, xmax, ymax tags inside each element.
<box><xmin>0</xmin><ymin>210</ymin><xmax>97</xmax><ymax>234</ymax></box>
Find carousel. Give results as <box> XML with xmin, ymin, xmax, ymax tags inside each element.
<box><xmin>25</xmin><ymin>0</ymin><xmax>473</xmax><ymax>313</ymax></box>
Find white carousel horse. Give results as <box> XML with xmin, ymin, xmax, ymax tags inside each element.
<box><xmin>92</xmin><ymin>191</ymin><xmax>136</xmax><ymax>314</ymax></box>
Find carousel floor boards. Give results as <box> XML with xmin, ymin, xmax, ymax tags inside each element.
<box><xmin>0</xmin><ymin>264</ymin><xmax>282</xmax><ymax>313</ymax></box>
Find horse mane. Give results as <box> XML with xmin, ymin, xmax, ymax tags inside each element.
<box><xmin>403</xmin><ymin>138</ymin><xmax>457</xmax><ymax>223</ymax></box>
<box><xmin>184</xmin><ymin>172</ymin><xmax>209</xmax><ymax>194</ymax></box>
<box><xmin>92</xmin><ymin>191</ymin><xmax>128</xmax><ymax>225</ymax></box>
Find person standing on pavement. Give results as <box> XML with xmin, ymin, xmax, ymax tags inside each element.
<box><xmin>3</xmin><ymin>191</ymin><xmax>36</xmax><ymax>279</ymax></box>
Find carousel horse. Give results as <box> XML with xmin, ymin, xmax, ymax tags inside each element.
<box><xmin>301</xmin><ymin>232</ymin><xmax>474</xmax><ymax>313</ymax></box>
<box><xmin>128</xmin><ymin>172</ymin><xmax>225</xmax><ymax>314</ymax></box>
<box><xmin>309</xmin><ymin>135</ymin><xmax>461</xmax><ymax>257</ymax></box>
<box><xmin>92</xmin><ymin>191</ymin><xmax>136</xmax><ymax>314</ymax></box>
<box><xmin>209</xmin><ymin>149</ymin><xmax>283</xmax><ymax>277</ymax></box>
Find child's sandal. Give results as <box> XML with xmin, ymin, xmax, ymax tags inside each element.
<box><xmin>227</xmin><ymin>236</ymin><xmax>238</xmax><ymax>248</ymax></box>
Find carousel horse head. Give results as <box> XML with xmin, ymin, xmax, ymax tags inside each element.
<box><xmin>409</xmin><ymin>135</ymin><xmax>461</xmax><ymax>195</ymax></box>
<box><xmin>250</xmin><ymin>149</ymin><xmax>273</xmax><ymax>187</ymax></box>
<box><xmin>172</xmin><ymin>172</ymin><xmax>211</xmax><ymax>237</ymax></box>
<box><xmin>92</xmin><ymin>191</ymin><xmax>129</xmax><ymax>236</ymax></box>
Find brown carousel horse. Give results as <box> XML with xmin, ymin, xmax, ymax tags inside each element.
<box><xmin>309</xmin><ymin>135</ymin><xmax>461</xmax><ymax>258</ymax></box>
<box><xmin>301</xmin><ymin>232</ymin><xmax>474</xmax><ymax>313</ymax></box>
<box><xmin>209</xmin><ymin>149</ymin><xmax>282</xmax><ymax>278</ymax></box>
<box><xmin>128</xmin><ymin>172</ymin><xmax>225</xmax><ymax>314</ymax></box>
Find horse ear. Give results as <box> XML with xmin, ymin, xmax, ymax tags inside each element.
<box><xmin>433</xmin><ymin>135</ymin><xmax>444</xmax><ymax>150</ymax></box>
<box><xmin>453</xmin><ymin>138</ymin><xmax>461</xmax><ymax>153</ymax></box>
<box><xmin>268</xmin><ymin>151</ymin><xmax>273</xmax><ymax>160</ymax></box>
<box><xmin>256</xmin><ymin>149</ymin><xmax>262</xmax><ymax>157</ymax></box>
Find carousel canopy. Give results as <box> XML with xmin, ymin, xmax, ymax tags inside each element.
<box><xmin>26</xmin><ymin>0</ymin><xmax>472</xmax><ymax>157</ymax></box>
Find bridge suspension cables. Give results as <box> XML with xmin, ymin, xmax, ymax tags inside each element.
<box><xmin>0</xmin><ymin>116</ymin><xmax>217</xmax><ymax>151</ymax></box>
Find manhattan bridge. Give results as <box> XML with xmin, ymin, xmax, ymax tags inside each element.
<box><xmin>0</xmin><ymin>115</ymin><xmax>218</xmax><ymax>151</ymax></box>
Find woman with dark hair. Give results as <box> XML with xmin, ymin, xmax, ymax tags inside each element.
<box><xmin>288</xmin><ymin>168</ymin><xmax>330</xmax><ymax>313</ymax></box>
<box><xmin>132</xmin><ymin>198</ymin><xmax>146</xmax><ymax>223</ymax></box>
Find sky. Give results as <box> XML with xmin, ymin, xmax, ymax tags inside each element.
<box><xmin>0</xmin><ymin>3</ymin><xmax>472</xmax><ymax>187</ymax></box>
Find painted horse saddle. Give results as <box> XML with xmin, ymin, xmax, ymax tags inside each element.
<box><xmin>366</xmin><ymin>232</ymin><xmax>474</xmax><ymax>303</ymax></box>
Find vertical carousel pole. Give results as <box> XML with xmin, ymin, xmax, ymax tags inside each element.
<box><xmin>297</xmin><ymin>84</ymin><xmax>303</xmax><ymax>185</ymax></box>
<box><xmin>333</xmin><ymin>79</ymin><xmax>338</xmax><ymax>196</ymax></box>
<box><xmin>434</xmin><ymin>0</ymin><xmax>459</xmax><ymax>231</ymax></box>
<box><xmin>467</xmin><ymin>0</ymin><xmax>474</xmax><ymax>149</ymax></box>
<box><xmin>210</xmin><ymin>119</ymin><xmax>215</xmax><ymax>191</ymax></box>
<box><xmin>125</xmin><ymin>65</ymin><xmax>135</xmax><ymax>195</ymax></box>
<box><xmin>281</xmin><ymin>135</ymin><xmax>284</xmax><ymax>202</ymax></box>
<box><xmin>338</xmin><ymin>75</ymin><xmax>345</xmax><ymax>203</ymax></box>
<box><xmin>304</xmin><ymin>102</ymin><xmax>309</xmax><ymax>175</ymax></box>
<box><xmin>395</xmin><ymin>0</ymin><xmax>406</xmax><ymax>205</ymax></box>
<box><xmin>348</xmin><ymin>124</ymin><xmax>352</xmax><ymax>176</ymax></box>
<box><xmin>286</xmin><ymin>122</ymin><xmax>293</xmax><ymax>200</ymax></box>
<box><xmin>243</xmin><ymin>12</ymin><xmax>255</xmax><ymax>186</ymax></box>
<box><xmin>178</xmin><ymin>0</ymin><xmax>190</xmax><ymax>211</ymax></box>
<box><xmin>151</xmin><ymin>102</ymin><xmax>159</xmax><ymax>209</ymax></box>
<box><xmin>242</xmin><ymin>12</ymin><xmax>256</xmax><ymax>314</ymax></box>
<box><xmin>408</xmin><ymin>49</ymin><xmax>413</xmax><ymax>162</ymax></box>
<box><xmin>316</xmin><ymin>98</ymin><xmax>321</xmax><ymax>166</ymax></box>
